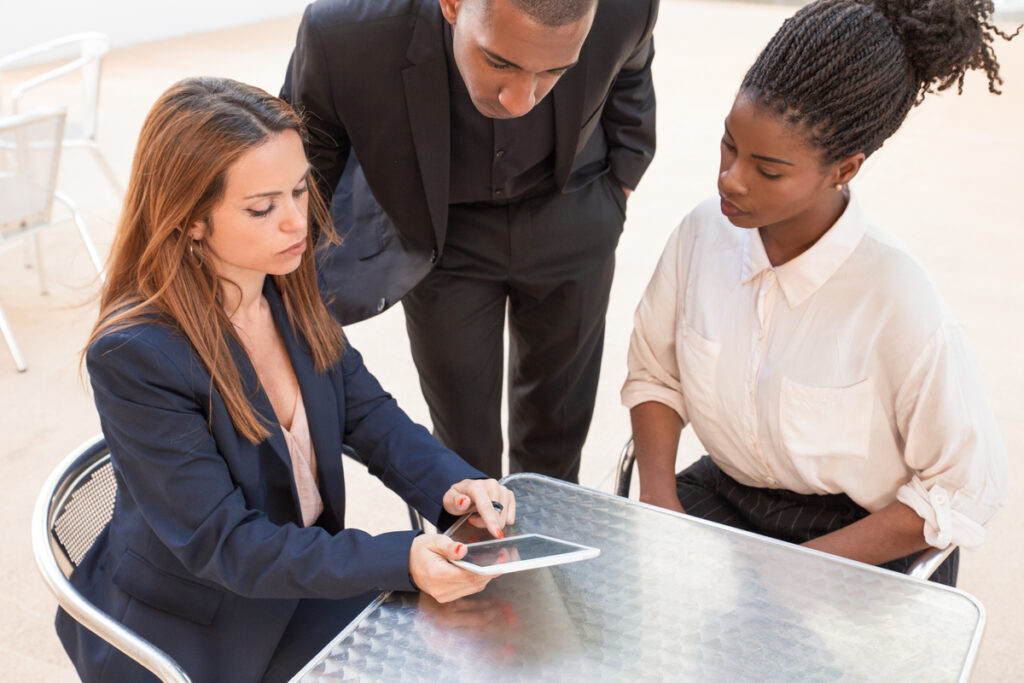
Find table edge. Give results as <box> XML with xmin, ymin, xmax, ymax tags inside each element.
<box><xmin>289</xmin><ymin>472</ymin><xmax>986</xmax><ymax>681</ymax></box>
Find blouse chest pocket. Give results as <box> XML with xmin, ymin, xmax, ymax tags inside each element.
<box><xmin>677</xmin><ymin>324</ymin><xmax>723</xmax><ymax>426</ymax></box>
<box><xmin>779</xmin><ymin>376</ymin><xmax>875</xmax><ymax>460</ymax></box>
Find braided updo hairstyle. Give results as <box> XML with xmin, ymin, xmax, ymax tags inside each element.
<box><xmin>741</xmin><ymin>0</ymin><xmax>1018</xmax><ymax>163</ymax></box>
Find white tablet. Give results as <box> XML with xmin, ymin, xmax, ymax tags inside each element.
<box><xmin>449</xmin><ymin>533</ymin><xmax>600</xmax><ymax>576</ymax></box>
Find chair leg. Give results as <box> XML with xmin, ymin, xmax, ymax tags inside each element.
<box><xmin>0</xmin><ymin>302</ymin><xmax>28</xmax><ymax>372</ymax></box>
<box><xmin>32</xmin><ymin>232</ymin><xmax>50</xmax><ymax>294</ymax></box>
<box><xmin>87</xmin><ymin>143</ymin><xmax>123</xmax><ymax>198</ymax></box>
<box><xmin>22</xmin><ymin>238</ymin><xmax>34</xmax><ymax>271</ymax></box>
<box><xmin>407</xmin><ymin>505</ymin><xmax>425</xmax><ymax>532</ymax></box>
<box><xmin>614</xmin><ymin>438</ymin><xmax>635</xmax><ymax>498</ymax></box>
<box><xmin>54</xmin><ymin>191</ymin><xmax>106</xmax><ymax>281</ymax></box>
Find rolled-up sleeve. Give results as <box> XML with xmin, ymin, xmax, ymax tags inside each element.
<box><xmin>621</xmin><ymin>224</ymin><xmax>688</xmax><ymax>423</ymax></box>
<box><xmin>894</xmin><ymin>322</ymin><xmax>1008</xmax><ymax>549</ymax></box>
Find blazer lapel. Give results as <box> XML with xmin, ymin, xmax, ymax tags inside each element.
<box><xmin>553</xmin><ymin>40</ymin><xmax>590</xmax><ymax>188</ymax></box>
<box><xmin>263</xmin><ymin>280</ymin><xmax>346</xmax><ymax>531</ymax></box>
<box><xmin>226</xmin><ymin>311</ymin><xmax>302</xmax><ymax>523</ymax></box>
<box><xmin>402</xmin><ymin>2</ymin><xmax>450</xmax><ymax>250</ymax></box>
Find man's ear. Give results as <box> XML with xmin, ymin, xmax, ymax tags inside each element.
<box><xmin>834</xmin><ymin>152</ymin><xmax>866</xmax><ymax>187</ymax></box>
<box><xmin>439</xmin><ymin>0</ymin><xmax>461</xmax><ymax>25</ymax></box>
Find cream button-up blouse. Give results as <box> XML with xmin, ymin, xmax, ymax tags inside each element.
<box><xmin>621</xmin><ymin>195</ymin><xmax>1006</xmax><ymax>549</ymax></box>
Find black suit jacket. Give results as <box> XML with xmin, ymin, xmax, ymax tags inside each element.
<box><xmin>282</xmin><ymin>0</ymin><xmax>658</xmax><ymax>323</ymax></box>
<box><xmin>56</xmin><ymin>279</ymin><xmax>483</xmax><ymax>682</ymax></box>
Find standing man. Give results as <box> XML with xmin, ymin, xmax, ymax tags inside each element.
<box><xmin>282</xmin><ymin>0</ymin><xmax>657</xmax><ymax>482</ymax></box>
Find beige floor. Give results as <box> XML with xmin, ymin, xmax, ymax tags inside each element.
<box><xmin>2</xmin><ymin>1</ymin><xmax>1022</xmax><ymax>679</ymax></box>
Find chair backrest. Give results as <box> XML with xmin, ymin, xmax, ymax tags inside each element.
<box><xmin>32</xmin><ymin>434</ymin><xmax>192</xmax><ymax>683</ymax></box>
<box><xmin>48</xmin><ymin>439</ymin><xmax>117</xmax><ymax>576</ymax></box>
<box><xmin>0</xmin><ymin>107</ymin><xmax>65</xmax><ymax>237</ymax></box>
<box><xmin>0</xmin><ymin>33</ymin><xmax>109</xmax><ymax>139</ymax></box>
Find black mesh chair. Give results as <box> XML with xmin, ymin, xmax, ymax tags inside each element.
<box><xmin>32</xmin><ymin>434</ymin><xmax>191</xmax><ymax>682</ymax></box>
<box><xmin>614</xmin><ymin>436</ymin><xmax>956</xmax><ymax>580</ymax></box>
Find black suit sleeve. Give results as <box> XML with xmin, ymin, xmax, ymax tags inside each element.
<box><xmin>281</xmin><ymin>4</ymin><xmax>352</xmax><ymax>212</ymax></box>
<box><xmin>601</xmin><ymin>0</ymin><xmax>659</xmax><ymax>191</ymax></box>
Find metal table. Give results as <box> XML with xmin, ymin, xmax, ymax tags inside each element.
<box><xmin>294</xmin><ymin>474</ymin><xmax>985</xmax><ymax>682</ymax></box>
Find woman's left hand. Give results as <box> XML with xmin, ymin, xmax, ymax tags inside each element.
<box><xmin>443</xmin><ymin>479</ymin><xmax>516</xmax><ymax>539</ymax></box>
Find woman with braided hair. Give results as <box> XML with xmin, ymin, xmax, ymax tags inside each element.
<box><xmin>622</xmin><ymin>0</ymin><xmax>1016</xmax><ymax>586</ymax></box>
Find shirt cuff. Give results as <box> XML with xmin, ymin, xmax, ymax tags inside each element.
<box><xmin>621</xmin><ymin>381</ymin><xmax>687</xmax><ymax>423</ymax></box>
<box><xmin>896</xmin><ymin>476</ymin><xmax>988</xmax><ymax>549</ymax></box>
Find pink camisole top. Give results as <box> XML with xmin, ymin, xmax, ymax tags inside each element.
<box><xmin>280</xmin><ymin>387</ymin><xmax>324</xmax><ymax>527</ymax></box>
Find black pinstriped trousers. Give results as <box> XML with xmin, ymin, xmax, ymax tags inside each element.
<box><xmin>675</xmin><ymin>456</ymin><xmax>959</xmax><ymax>586</ymax></box>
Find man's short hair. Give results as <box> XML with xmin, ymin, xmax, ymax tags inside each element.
<box><xmin>490</xmin><ymin>0</ymin><xmax>597</xmax><ymax>27</ymax></box>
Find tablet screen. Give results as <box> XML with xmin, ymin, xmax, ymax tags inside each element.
<box><xmin>461</xmin><ymin>534</ymin><xmax>596</xmax><ymax>568</ymax></box>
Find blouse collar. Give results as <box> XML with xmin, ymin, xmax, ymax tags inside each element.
<box><xmin>741</xmin><ymin>193</ymin><xmax>867</xmax><ymax>308</ymax></box>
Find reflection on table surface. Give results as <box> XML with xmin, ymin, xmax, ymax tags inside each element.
<box><xmin>295</xmin><ymin>474</ymin><xmax>984</xmax><ymax>682</ymax></box>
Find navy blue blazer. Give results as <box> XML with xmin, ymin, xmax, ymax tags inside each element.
<box><xmin>56</xmin><ymin>280</ymin><xmax>484</xmax><ymax>682</ymax></box>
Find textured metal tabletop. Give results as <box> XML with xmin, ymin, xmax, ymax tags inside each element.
<box><xmin>295</xmin><ymin>474</ymin><xmax>984</xmax><ymax>682</ymax></box>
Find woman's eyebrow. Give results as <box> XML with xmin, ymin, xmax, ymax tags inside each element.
<box><xmin>243</xmin><ymin>190</ymin><xmax>281</xmax><ymax>200</ymax></box>
<box><xmin>243</xmin><ymin>166</ymin><xmax>312</xmax><ymax>199</ymax></box>
<box><xmin>723</xmin><ymin>122</ymin><xmax>796</xmax><ymax>166</ymax></box>
<box><xmin>751</xmin><ymin>153</ymin><xmax>795</xmax><ymax>166</ymax></box>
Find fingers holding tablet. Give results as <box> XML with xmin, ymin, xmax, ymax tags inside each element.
<box><xmin>410</xmin><ymin>533</ymin><xmax>493</xmax><ymax>603</ymax></box>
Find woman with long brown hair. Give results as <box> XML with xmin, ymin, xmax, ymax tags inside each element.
<box><xmin>57</xmin><ymin>77</ymin><xmax>514</xmax><ymax>682</ymax></box>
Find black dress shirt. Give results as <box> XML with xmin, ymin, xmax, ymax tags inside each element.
<box><xmin>444</xmin><ymin>23</ymin><xmax>557</xmax><ymax>204</ymax></box>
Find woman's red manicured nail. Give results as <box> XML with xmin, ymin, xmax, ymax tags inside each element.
<box><xmin>458</xmin><ymin>497</ymin><xmax>468</xmax><ymax>507</ymax></box>
<box><xmin>455</xmin><ymin>544</ymin><xmax>464</xmax><ymax>555</ymax></box>
<box><xmin>496</xmin><ymin>530</ymin><xmax>504</xmax><ymax>539</ymax></box>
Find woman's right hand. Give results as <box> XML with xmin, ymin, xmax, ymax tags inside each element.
<box><xmin>409</xmin><ymin>533</ymin><xmax>492</xmax><ymax>603</ymax></box>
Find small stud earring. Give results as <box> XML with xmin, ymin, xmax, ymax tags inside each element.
<box><xmin>834</xmin><ymin>183</ymin><xmax>844</xmax><ymax>192</ymax></box>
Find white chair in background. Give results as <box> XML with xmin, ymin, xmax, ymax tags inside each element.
<box><xmin>0</xmin><ymin>32</ymin><xmax>122</xmax><ymax>197</ymax></box>
<box><xmin>0</xmin><ymin>107</ymin><xmax>105</xmax><ymax>372</ymax></box>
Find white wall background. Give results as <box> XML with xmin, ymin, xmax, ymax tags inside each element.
<box><xmin>4</xmin><ymin>0</ymin><xmax>1021</xmax><ymax>61</ymax></box>
<box><xmin>1</xmin><ymin>0</ymin><xmax>311</xmax><ymax>58</ymax></box>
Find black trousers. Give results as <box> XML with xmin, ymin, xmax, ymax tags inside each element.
<box><xmin>675</xmin><ymin>456</ymin><xmax>959</xmax><ymax>586</ymax></box>
<box><xmin>403</xmin><ymin>175</ymin><xmax>626</xmax><ymax>482</ymax></box>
